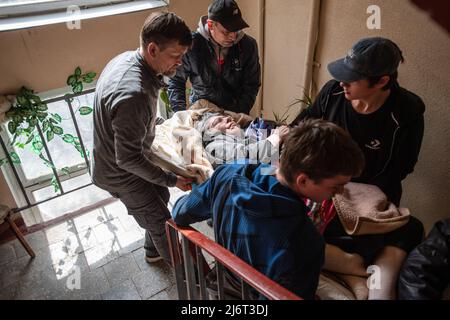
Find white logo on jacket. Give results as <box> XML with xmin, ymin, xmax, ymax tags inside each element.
<box><xmin>365</xmin><ymin>139</ymin><xmax>381</xmax><ymax>150</ymax></box>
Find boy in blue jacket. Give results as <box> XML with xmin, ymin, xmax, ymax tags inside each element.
<box><xmin>172</xmin><ymin>119</ymin><xmax>365</xmax><ymax>299</ymax></box>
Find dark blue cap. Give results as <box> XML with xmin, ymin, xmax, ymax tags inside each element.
<box><xmin>208</xmin><ymin>0</ymin><xmax>249</xmax><ymax>32</ymax></box>
<box><xmin>327</xmin><ymin>37</ymin><xmax>403</xmax><ymax>82</ymax></box>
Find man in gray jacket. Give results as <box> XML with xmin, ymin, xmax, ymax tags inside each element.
<box><xmin>91</xmin><ymin>12</ymin><xmax>193</xmax><ymax>264</ymax></box>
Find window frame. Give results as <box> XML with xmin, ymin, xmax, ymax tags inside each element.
<box><xmin>0</xmin><ymin>83</ymin><xmax>167</xmax><ymax>226</ymax></box>
<box><xmin>0</xmin><ymin>0</ymin><xmax>168</xmax><ymax>16</ymax></box>
<box><xmin>0</xmin><ymin>84</ymin><xmax>96</xmax><ymax>225</ymax></box>
<box><xmin>0</xmin><ymin>0</ymin><xmax>169</xmax><ymax>32</ymax></box>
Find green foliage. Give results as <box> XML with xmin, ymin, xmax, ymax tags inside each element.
<box><xmin>272</xmin><ymin>89</ymin><xmax>314</xmax><ymax>126</ymax></box>
<box><xmin>1</xmin><ymin>66</ymin><xmax>96</xmax><ymax>193</ymax></box>
<box><xmin>67</xmin><ymin>67</ymin><xmax>96</xmax><ymax>94</ymax></box>
<box><xmin>10</xmin><ymin>151</ymin><xmax>21</xmax><ymax>164</ymax></box>
<box><xmin>50</xmin><ymin>175</ymin><xmax>59</xmax><ymax>193</ymax></box>
<box><xmin>159</xmin><ymin>87</ymin><xmax>192</xmax><ymax>117</ymax></box>
<box><xmin>159</xmin><ymin>88</ymin><xmax>172</xmax><ymax>117</ymax></box>
<box><xmin>79</xmin><ymin>106</ymin><xmax>93</xmax><ymax>115</ymax></box>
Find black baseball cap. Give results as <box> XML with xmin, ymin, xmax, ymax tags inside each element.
<box><xmin>208</xmin><ymin>0</ymin><xmax>249</xmax><ymax>32</ymax></box>
<box><xmin>327</xmin><ymin>37</ymin><xmax>404</xmax><ymax>82</ymax></box>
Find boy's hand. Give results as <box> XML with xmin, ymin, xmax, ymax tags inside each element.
<box><xmin>175</xmin><ymin>176</ymin><xmax>194</xmax><ymax>191</ymax></box>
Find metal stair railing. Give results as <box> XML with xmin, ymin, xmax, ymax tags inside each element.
<box><xmin>166</xmin><ymin>219</ymin><xmax>302</xmax><ymax>300</ymax></box>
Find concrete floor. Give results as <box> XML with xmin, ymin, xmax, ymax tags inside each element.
<box><xmin>0</xmin><ymin>188</ymin><xmax>210</xmax><ymax>300</ymax></box>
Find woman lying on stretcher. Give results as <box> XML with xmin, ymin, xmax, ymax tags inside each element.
<box><xmin>195</xmin><ymin>112</ymin><xmax>290</xmax><ymax>168</ymax></box>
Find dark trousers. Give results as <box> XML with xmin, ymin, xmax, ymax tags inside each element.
<box><xmin>324</xmin><ymin>215</ymin><xmax>424</xmax><ymax>265</ymax></box>
<box><xmin>111</xmin><ymin>182</ymin><xmax>171</xmax><ymax>263</ymax></box>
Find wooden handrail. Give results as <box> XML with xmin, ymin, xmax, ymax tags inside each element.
<box><xmin>166</xmin><ymin>219</ymin><xmax>302</xmax><ymax>300</ymax></box>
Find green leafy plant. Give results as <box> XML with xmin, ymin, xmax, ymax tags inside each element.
<box><xmin>67</xmin><ymin>66</ymin><xmax>96</xmax><ymax>93</ymax></box>
<box><xmin>0</xmin><ymin>67</ymin><xmax>96</xmax><ymax>193</ymax></box>
<box><xmin>159</xmin><ymin>87</ymin><xmax>192</xmax><ymax>118</ymax></box>
<box><xmin>159</xmin><ymin>88</ymin><xmax>172</xmax><ymax>117</ymax></box>
<box><xmin>272</xmin><ymin>89</ymin><xmax>314</xmax><ymax>125</ymax></box>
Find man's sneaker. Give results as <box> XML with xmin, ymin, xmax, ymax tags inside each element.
<box><xmin>145</xmin><ymin>253</ymin><xmax>163</xmax><ymax>263</ymax></box>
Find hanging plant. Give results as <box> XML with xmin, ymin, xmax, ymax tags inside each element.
<box><xmin>0</xmin><ymin>67</ymin><xmax>96</xmax><ymax>193</ymax></box>
<box><xmin>67</xmin><ymin>66</ymin><xmax>96</xmax><ymax>93</ymax></box>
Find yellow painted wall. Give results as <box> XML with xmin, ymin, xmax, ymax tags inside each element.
<box><xmin>261</xmin><ymin>0</ymin><xmax>313</xmax><ymax>121</ymax></box>
<box><xmin>0</xmin><ymin>0</ymin><xmax>212</xmax><ymax>94</ymax></box>
<box><xmin>237</xmin><ymin>0</ymin><xmax>264</xmax><ymax>117</ymax></box>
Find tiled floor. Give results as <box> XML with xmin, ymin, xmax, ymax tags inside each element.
<box><xmin>0</xmin><ymin>188</ymin><xmax>211</xmax><ymax>300</ymax></box>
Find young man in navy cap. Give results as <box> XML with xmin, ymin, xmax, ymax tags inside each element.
<box><xmin>168</xmin><ymin>0</ymin><xmax>261</xmax><ymax>115</ymax></box>
<box><xmin>292</xmin><ymin>37</ymin><xmax>426</xmax><ymax>299</ymax></box>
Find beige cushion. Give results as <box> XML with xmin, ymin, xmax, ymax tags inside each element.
<box><xmin>317</xmin><ymin>273</ymin><xmax>450</xmax><ymax>300</ymax></box>
<box><xmin>316</xmin><ymin>273</ymin><xmax>355</xmax><ymax>300</ymax></box>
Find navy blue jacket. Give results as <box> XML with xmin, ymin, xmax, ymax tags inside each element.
<box><xmin>172</xmin><ymin>163</ymin><xmax>324</xmax><ymax>299</ymax></box>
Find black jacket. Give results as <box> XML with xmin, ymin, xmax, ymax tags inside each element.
<box><xmin>291</xmin><ymin>80</ymin><xmax>425</xmax><ymax>205</ymax></box>
<box><xmin>398</xmin><ymin>219</ymin><xmax>450</xmax><ymax>300</ymax></box>
<box><xmin>168</xmin><ymin>31</ymin><xmax>261</xmax><ymax>114</ymax></box>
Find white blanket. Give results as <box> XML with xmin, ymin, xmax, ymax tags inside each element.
<box><xmin>149</xmin><ymin>110</ymin><xmax>214</xmax><ymax>184</ymax></box>
<box><xmin>148</xmin><ymin>100</ymin><xmax>254</xmax><ymax>184</ymax></box>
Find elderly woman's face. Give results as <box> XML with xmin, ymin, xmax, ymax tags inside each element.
<box><xmin>207</xmin><ymin>115</ymin><xmax>241</xmax><ymax>136</ymax></box>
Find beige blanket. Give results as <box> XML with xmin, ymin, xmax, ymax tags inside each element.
<box><xmin>149</xmin><ymin>109</ymin><xmax>214</xmax><ymax>184</ymax></box>
<box><xmin>189</xmin><ymin>99</ymin><xmax>254</xmax><ymax>127</ymax></box>
<box><xmin>332</xmin><ymin>182</ymin><xmax>410</xmax><ymax>235</ymax></box>
<box><xmin>148</xmin><ymin>100</ymin><xmax>254</xmax><ymax>184</ymax></box>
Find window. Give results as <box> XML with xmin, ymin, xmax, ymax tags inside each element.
<box><xmin>0</xmin><ymin>0</ymin><xmax>169</xmax><ymax>31</ymax></box>
<box><xmin>0</xmin><ymin>83</ymin><xmax>168</xmax><ymax>226</ymax></box>
<box><xmin>0</xmin><ymin>86</ymin><xmax>111</xmax><ymax>225</ymax></box>
<box><xmin>0</xmin><ymin>0</ymin><xmax>168</xmax><ymax>16</ymax></box>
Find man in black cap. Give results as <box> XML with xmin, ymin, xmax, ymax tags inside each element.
<box><xmin>291</xmin><ymin>37</ymin><xmax>426</xmax><ymax>299</ymax></box>
<box><xmin>168</xmin><ymin>0</ymin><xmax>261</xmax><ymax>115</ymax></box>
<box><xmin>293</xmin><ymin>37</ymin><xmax>425</xmax><ymax>207</ymax></box>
